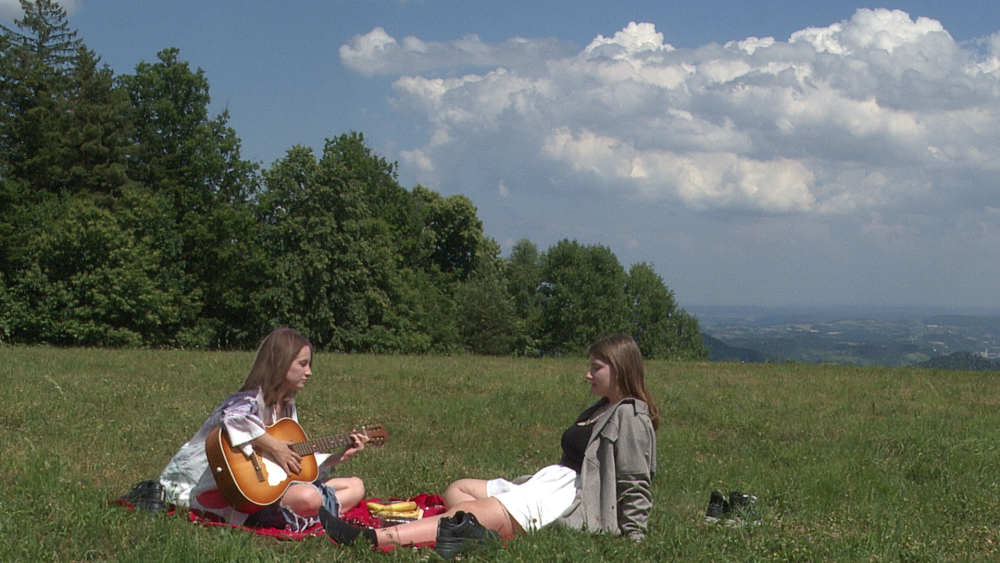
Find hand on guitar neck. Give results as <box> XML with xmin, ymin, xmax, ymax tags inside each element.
<box><xmin>324</xmin><ymin>429</ymin><xmax>371</xmax><ymax>465</ymax></box>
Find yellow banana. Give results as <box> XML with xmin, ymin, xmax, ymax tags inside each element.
<box><xmin>367</xmin><ymin>501</ymin><xmax>418</xmax><ymax>514</ymax></box>
<box><xmin>378</xmin><ymin>509</ymin><xmax>421</xmax><ymax>519</ymax></box>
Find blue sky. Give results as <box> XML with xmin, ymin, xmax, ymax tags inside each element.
<box><xmin>4</xmin><ymin>1</ymin><xmax>1000</xmax><ymax>310</ymax></box>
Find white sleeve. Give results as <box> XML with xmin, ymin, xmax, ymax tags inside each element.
<box><xmin>218</xmin><ymin>391</ymin><xmax>267</xmax><ymax>454</ymax></box>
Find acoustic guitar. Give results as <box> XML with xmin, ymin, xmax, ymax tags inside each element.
<box><xmin>205</xmin><ymin>418</ymin><xmax>387</xmax><ymax>513</ymax></box>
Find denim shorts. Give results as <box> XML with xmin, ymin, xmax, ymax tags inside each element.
<box><xmin>243</xmin><ymin>482</ymin><xmax>341</xmax><ymax>532</ymax></box>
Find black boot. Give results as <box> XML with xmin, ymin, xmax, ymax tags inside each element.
<box><xmin>319</xmin><ymin>507</ymin><xmax>377</xmax><ymax>546</ymax></box>
<box><xmin>118</xmin><ymin>480</ymin><xmax>166</xmax><ymax>514</ymax></box>
<box><xmin>434</xmin><ymin>511</ymin><xmax>500</xmax><ymax>560</ymax></box>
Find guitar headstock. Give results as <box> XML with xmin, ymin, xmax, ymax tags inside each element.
<box><xmin>360</xmin><ymin>424</ymin><xmax>388</xmax><ymax>447</ymax></box>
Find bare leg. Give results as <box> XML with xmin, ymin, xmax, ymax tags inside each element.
<box><xmin>375</xmin><ymin>497</ymin><xmax>523</xmax><ymax>547</ymax></box>
<box><xmin>281</xmin><ymin>476</ymin><xmax>365</xmax><ymax>517</ymax></box>
<box><xmin>281</xmin><ymin>483</ymin><xmax>324</xmax><ymax>517</ymax></box>
<box><xmin>443</xmin><ymin>478</ymin><xmax>489</xmax><ymax>508</ymax></box>
<box><xmin>325</xmin><ymin>476</ymin><xmax>366</xmax><ymax>514</ymax></box>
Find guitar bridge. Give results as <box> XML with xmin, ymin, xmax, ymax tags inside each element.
<box><xmin>249</xmin><ymin>451</ymin><xmax>265</xmax><ymax>482</ymax></box>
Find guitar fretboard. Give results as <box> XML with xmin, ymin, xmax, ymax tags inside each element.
<box><xmin>290</xmin><ymin>433</ymin><xmax>354</xmax><ymax>456</ymax></box>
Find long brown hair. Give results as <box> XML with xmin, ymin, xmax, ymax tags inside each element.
<box><xmin>239</xmin><ymin>328</ymin><xmax>312</xmax><ymax>407</ymax></box>
<box><xmin>588</xmin><ymin>335</ymin><xmax>659</xmax><ymax>430</ymax></box>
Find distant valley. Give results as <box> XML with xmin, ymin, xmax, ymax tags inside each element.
<box><xmin>689</xmin><ymin>305</ymin><xmax>1000</xmax><ymax>368</ymax></box>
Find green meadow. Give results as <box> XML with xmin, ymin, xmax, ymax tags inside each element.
<box><xmin>2</xmin><ymin>346</ymin><xmax>999</xmax><ymax>562</ymax></box>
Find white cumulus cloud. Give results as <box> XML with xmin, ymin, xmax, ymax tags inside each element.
<box><xmin>344</xmin><ymin>9</ymin><xmax>1000</xmax><ymax>218</ymax></box>
<box><xmin>340</xmin><ymin>27</ymin><xmax>576</xmax><ymax>77</ymax></box>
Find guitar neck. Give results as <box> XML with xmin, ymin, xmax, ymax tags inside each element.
<box><xmin>290</xmin><ymin>433</ymin><xmax>354</xmax><ymax>456</ymax></box>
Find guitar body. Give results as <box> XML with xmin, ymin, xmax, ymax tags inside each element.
<box><xmin>205</xmin><ymin>418</ymin><xmax>387</xmax><ymax>514</ymax></box>
<box><xmin>206</xmin><ymin>418</ymin><xmax>320</xmax><ymax>514</ymax></box>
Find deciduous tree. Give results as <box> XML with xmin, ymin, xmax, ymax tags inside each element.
<box><xmin>536</xmin><ymin>239</ymin><xmax>630</xmax><ymax>355</ymax></box>
<box><xmin>627</xmin><ymin>262</ymin><xmax>708</xmax><ymax>360</ymax></box>
<box><xmin>257</xmin><ymin>142</ymin><xmax>413</xmax><ymax>351</ymax></box>
<box><xmin>455</xmin><ymin>239</ymin><xmax>520</xmax><ymax>355</ymax></box>
<box><xmin>118</xmin><ymin>48</ymin><xmax>262</xmax><ymax>347</ymax></box>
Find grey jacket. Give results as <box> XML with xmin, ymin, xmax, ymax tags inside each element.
<box><xmin>554</xmin><ymin>397</ymin><xmax>657</xmax><ymax>540</ymax></box>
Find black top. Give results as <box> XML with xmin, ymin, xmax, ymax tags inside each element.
<box><xmin>558</xmin><ymin>401</ymin><xmax>606</xmax><ymax>473</ymax></box>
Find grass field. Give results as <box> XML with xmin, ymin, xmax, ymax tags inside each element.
<box><xmin>3</xmin><ymin>346</ymin><xmax>1000</xmax><ymax>562</ymax></box>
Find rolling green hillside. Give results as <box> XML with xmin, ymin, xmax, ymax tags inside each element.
<box><xmin>3</xmin><ymin>346</ymin><xmax>1000</xmax><ymax>561</ymax></box>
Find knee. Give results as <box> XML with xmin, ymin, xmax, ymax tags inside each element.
<box><xmin>283</xmin><ymin>485</ymin><xmax>324</xmax><ymax>516</ymax></box>
<box><xmin>444</xmin><ymin>479</ymin><xmax>472</xmax><ymax>497</ymax></box>
<box><xmin>343</xmin><ymin>476</ymin><xmax>365</xmax><ymax>497</ymax></box>
<box><xmin>443</xmin><ymin>478</ymin><xmax>479</xmax><ymax>508</ymax></box>
<box><xmin>328</xmin><ymin>476</ymin><xmax>366</xmax><ymax>513</ymax></box>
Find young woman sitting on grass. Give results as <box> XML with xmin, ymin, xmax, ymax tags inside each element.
<box><xmin>158</xmin><ymin>327</ymin><xmax>370</xmax><ymax>531</ymax></box>
<box><xmin>321</xmin><ymin>334</ymin><xmax>658</xmax><ymax>555</ymax></box>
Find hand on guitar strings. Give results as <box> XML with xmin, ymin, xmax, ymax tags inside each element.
<box><xmin>338</xmin><ymin>430</ymin><xmax>371</xmax><ymax>464</ymax></box>
<box><xmin>252</xmin><ymin>432</ymin><xmax>303</xmax><ymax>475</ymax></box>
<box><xmin>273</xmin><ymin>441</ymin><xmax>303</xmax><ymax>475</ymax></box>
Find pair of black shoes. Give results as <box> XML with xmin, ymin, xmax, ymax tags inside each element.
<box><xmin>434</xmin><ymin>511</ymin><xmax>501</xmax><ymax>560</ymax></box>
<box><xmin>704</xmin><ymin>490</ymin><xmax>757</xmax><ymax>524</ymax></box>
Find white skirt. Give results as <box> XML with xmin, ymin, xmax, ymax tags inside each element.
<box><xmin>486</xmin><ymin>464</ymin><xmax>579</xmax><ymax>531</ymax></box>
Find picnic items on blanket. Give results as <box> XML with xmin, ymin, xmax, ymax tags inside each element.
<box><xmin>367</xmin><ymin>500</ymin><xmax>423</xmax><ymax>526</ymax></box>
<box><xmin>345</xmin><ymin>493</ymin><xmax>446</xmax><ymax>528</ymax></box>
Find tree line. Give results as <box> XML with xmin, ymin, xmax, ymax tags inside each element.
<box><xmin>0</xmin><ymin>0</ymin><xmax>707</xmax><ymax>359</ymax></box>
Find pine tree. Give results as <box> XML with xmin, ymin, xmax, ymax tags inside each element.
<box><xmin>0</xmin><ymin>0</ymin><xmax>83</xmax><ymax>194</ymax></box>
<box><xmin>57</xmin><ymin>47</ymin><xmax>132</xmax><ymax>198</ymax></box>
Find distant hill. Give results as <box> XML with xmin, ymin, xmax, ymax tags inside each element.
<box><xmin>694</xmin><ymin>308</ymin><xmax>1000</xmax><ymax>367</ymax></box>
<box><xmin>918</xmin><ymin>351</ymin><xmax>1000</xmax><ymax>372</ymax></box>
<box><xmin>703</xmin><ymin>334</ymin><xmax>771</xmax><ymax>363</ymax></box>
<box><xmin>923</xmin><ymin>315</ymin><xmax>1000</xmax><ymax>331</ymax></box>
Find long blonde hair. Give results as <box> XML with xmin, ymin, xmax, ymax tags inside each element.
<box><xmin>589</xmin><ymin>335</ymin><xmax>659</xmax><ymax>430</ymax></box>
<box><xmin>239</xmin><ymin>328</ymin><xmax>312</xmax><ymax>407</ymax></box>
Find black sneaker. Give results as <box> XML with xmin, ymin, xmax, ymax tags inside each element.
<box><xmin>704</xmin><ymin>490</ymin><xmax>728</xmax><ymax>523</ymax></box>
<box><xmin>434</xmin><ymin>511</ymin><xmax>500</xmax><ymax>560</ymax></box>
<box><xmin>725</xmin><ymin>491</ymin><xmax>759</xmax><ymax>522</ymax></box>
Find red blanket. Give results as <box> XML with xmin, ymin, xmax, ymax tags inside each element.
<box><xmin>112</xmin><ymin>492</ymin><xmax>448</xmax><ymax>549</ymax></box>
<box><xmin>190</xmin><ymin>493</ymin><xmax>446</xmax><ymax>548</ymax></box>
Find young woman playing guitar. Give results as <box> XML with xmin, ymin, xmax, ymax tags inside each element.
<box><xmin>158</xmin><ymin>328</ymin><xmax>370</xmax><ymax>530</ymax></box>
